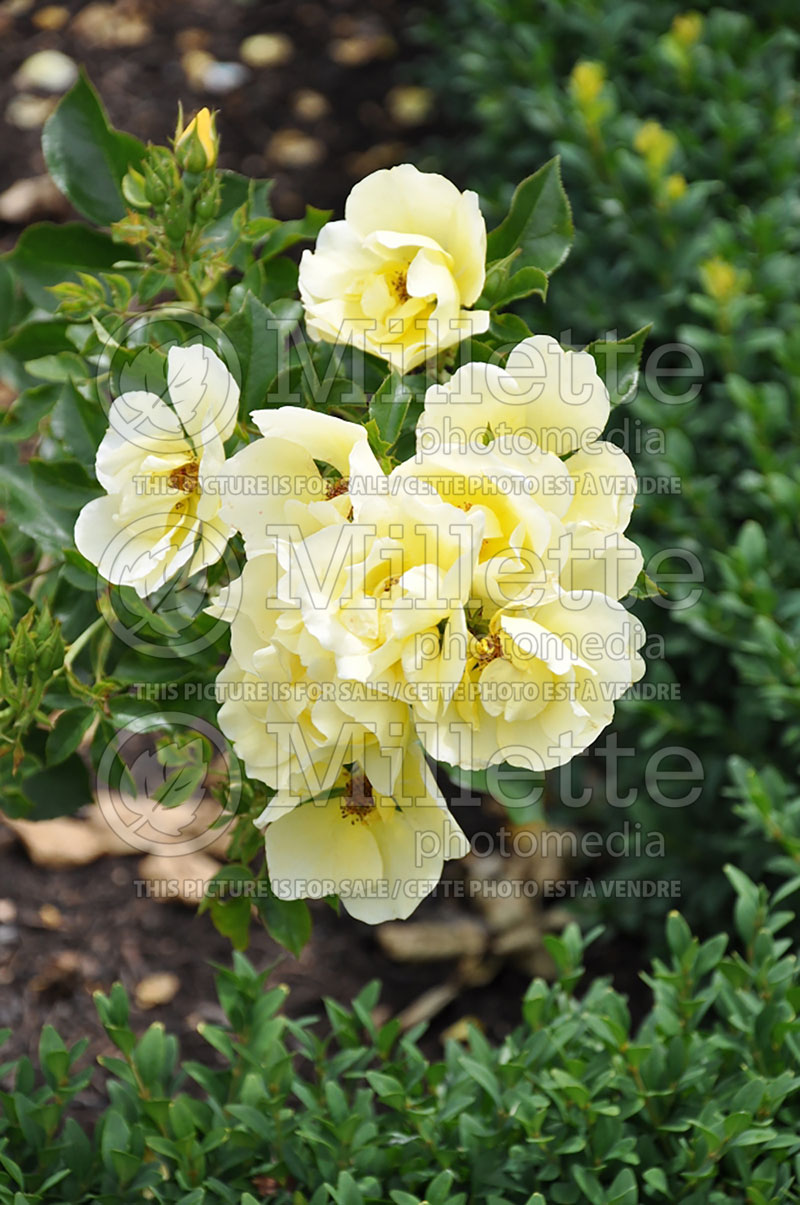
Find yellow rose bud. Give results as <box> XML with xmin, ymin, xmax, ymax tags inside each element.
<box><xmin>699</xmin><ymin>257</ymin><xmax>740</xmax><ymax>304</ymax></box>
<box><xmin>175</xmin><ymin>107</ymin><xmax>218</xmax><ymax>171</ymax></box>
<box><xmin>672</xmin><ymin>11</ymin><xmax>703</xmax><ymax>48</ymax></box>
<box><xmin>634</xmin><ymin>120</ymin><xmax>677</xmax><ymax>174</ymax></box>
<box><xmin>664</xmin><ymin>172</ymin><xmax>688</xmax><ymax>202</ymax></box>
<box><xmin>569</xmin><ymin>60</ymin><xmax>606</xmax><ymax>109</ymax></box>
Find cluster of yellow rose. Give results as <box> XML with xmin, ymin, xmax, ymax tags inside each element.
<box><xmin>76</xmin><ymin>164</ymin><xmax>645</xmax><ymax>924</ymax></box>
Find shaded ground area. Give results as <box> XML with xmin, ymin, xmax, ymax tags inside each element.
<box><xmin>0</xmin><ymin>833</ymin><xmax>521</xmax><ymax>1125</ymax></box>
<box><xmin>0</xmin><ymin>804</ymin><xmax>648</xmax><ymax>1128</ymax></box>
<box><xmin>0</xmin><ymin>0</ymin><xmax>436</xmax><ymax>226</ymax></box>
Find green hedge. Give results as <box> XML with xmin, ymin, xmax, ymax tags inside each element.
<box><xmin>2</xmin><ymin>869</ymin><xmax>799</xmax><ymax>1204</ymax></box>
<box><xmin>413</xmin><ymin>0</ymin><xmax>800</xmax><ymax>940</ymax></box>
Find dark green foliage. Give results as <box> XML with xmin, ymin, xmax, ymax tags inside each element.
<box><xmin>1</xmin><ymin>870</ymin><xmax>799</xmax><ymax>1203</ymax></box>
<box><xmin>414</xmin><ymin>0</ymin><xmax>800</xmax><ymax>939</ymax></box>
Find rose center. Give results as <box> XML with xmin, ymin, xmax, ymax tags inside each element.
<box><xmin>388</xmin><ymin>268</ymin><xmax>410</xmax><ymax>304</ymax></box>
<box><xmin>340</xmin><ymin>771</ymin><xmax>376</xmax><ymax>824</ymax></box>
<box><xmin>474</xmin><ymin>633</ymin><xmax>504</xmax><ymax>667</ymax></box>
<box><xmin>168</xmin><ymin>460</ymin><xmax>200</xmax><ymax>494</ymax></box>
<box><xmin>325</xmin><ymin>476</ymin><xmax>351</xmax><ymax>500</ymax></box>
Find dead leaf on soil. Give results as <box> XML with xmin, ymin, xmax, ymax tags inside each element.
<box><xmin>135</xmin><ymin>971</ymin><xmax>181</xmax><ymax>1009</ymax></box>
<box><xmin>377</xmin><ymin>916</ymin><xmax>487</xmax><ymax>962</ymax></box>
<box><xmin>3</xmin><ymin>815</ymin><xmax>111</xmax><ymax>868</ymax></box>
<box><xmin>137</xmin><ymin>851</ymin><xmax>221</xmax><ymax>906</ymax></box>
<box><xmin>71</xmin><ymin>1</ymin><xmax>151</xmax><ymax>48</ymax></box>
<box><xmin>38</xmin><ymin>903</ymin><xmax>63</xmax><ymax>930</ymax></box>
<box><xmin>0</xmin><ymin>173</ymin><xmax>69</xmax><ymax>222</ymax></box>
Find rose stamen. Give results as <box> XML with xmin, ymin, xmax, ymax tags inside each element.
<box><xmin>474</xmin><ymin>633</ymin><xmax>504</xmax><ymax>667</ymax></box>
<box><xmin>340</xmin><ymin>772</ymin><xmax>376</xmax><ymax>824</ymax></box>
<box><xmin>390</xmin><ymin>269</ymin><xmax>410</xmax><ymax>304</ymax></box>
<box><xmin>168</xmin><ymin>460</ymin><xmax>200</xmax><ymax>493</ymax></box>
<box><xmin>325</xmin><ymin>476</ymin><xmax>351</xmax><ymax>500</ymax></box>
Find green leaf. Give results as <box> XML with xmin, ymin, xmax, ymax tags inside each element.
<box><xmin>19</xmin><ymin>753</ymin><xmax>92</xmax><ymax>820</ymax></box>
<box><xmin>51</xmin><ymin>380</ymin><xmax>107</xmax><ymax>462</ymax></box>
<box><xmin>665</xmin><ymin>910</ymin><xmax>693</xmax><ymax>959</ymax></box>
<box><xmin>0</xmin><ymin>384</ymin><xmax>61</xmax><ymax>442</ymax></box>
<box><xmin>204</xmin><ymin>173</ymin><xmax>272</xmax><ymax>268</ymax></box>
<box><xmin>209</xmin><ymin>896</ymin><xmax>253</xmax><ymax>951</ymax></box>
<box><xmin>460</xmin><ymin>1055</ymin><xmax>502</xmax><ymax>1105</ymax></box>
<box><xmin>45</xmin><ymin>706</ymin><xmax>94</xmax><ymax>766</ymax></box>
<box><xmin>368</xmin><ymin>374</ymin><xmax>421</xmax><ymax>455</ymax></box>
<box><xmin>366</xmin><ymin>1070</ymin><xmax>405</xmax><ymax>1105</ymax></box>
<box><xmin>152</xmin><ymin>757</ymin><xmax>207</xmax><ymax>808</ymax></box>
<box><xmin>29</xmin><ymin>457</ymin><xmax>99</xmax><ymax>519</ymax></box>
<box><xmin>608</xmin><ymin>1167</ymin><xmax>638</xmax><ymax>1205</ymax></box>
<box><xmin>480</xmin><ymin>252</ymin><xmax>548</xmax><ymax>310</ymax></box>
<box><xmin>222</xmin><ymin>294</ymin><xmax>282</xmax><ymax>413</ymax></box>
<box><xmin>333</xmin><ymin>1171</ymin><xmax>364</xmax><ymax>1205</ymax></box>
<box><xmin>628</xmin><ymin>568</ymin><xmax>667</xmax><ymax>600</ymax></box>
<box><xmin>0</xmin><ymin>461</ymin><xmax>73</xmax><ymax>553</ymax></box>
<box><xmin>24</xmin><ymin>352</ymin><xmax>88</xmax><ymax>383</ymax></box>
<box><xmin>585</xmin><ymin>324</ymin><xmax>651</xmax><ymax>407</ymax></box>
<box><xmin>133</xmin><ymin>1023</ymin><xmax>167</xmax><ymax>1086</ymax></box>
<box><xmin>0</xmin><ymin>320</ymin><xmax>74</xmax><ymax>391</ymax></box>
<box><xmin>253</xmin><ymin>206</ymin><xmax>331</xmax><ymax>259</ymax></box>
<box><xmin>642</xmin><ymin>1167</ymin><xmax>669</xmax><ymax>1196</ymax></box>
<box><xmin>486</xmin><ymin>158</ymin><xmax>573</xmax><ymax>275</ymax></box>
<box><xmin>7</xmin><ymin>222</ymin><xmax>122</xmax><ymax>312</ymax></box>
<box><xmin>0</xmin><ymin>260</ymin><xmax>15</xmax><ymax>341</ymax></box>
<box><xmin>42</xmin><ymin>70</ymin><xmax>145</xmax><ymax>226</ymax></box>
<box><xmin>38</xmin><ymin>1025</ymin><xmax>70</xmax><ymax>1086</ymax></box>
<box><xmin>573</xmin><ymin>1165</ymin><xmax>604</xmax><ymax>1205</ymax></box>
<box><xmin>257</xmin><ymin>883</ymin><xmax>312</xmax><ymax>957</ymax></box>
<box><xmin>0</xmin><ymin>1152</ymin><xmax>24</xmax><ymax>1190</ymax></box>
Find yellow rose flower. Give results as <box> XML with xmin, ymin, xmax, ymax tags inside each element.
<box><xmin>400</xmin><ymin>348</ymin><xmax>645</xmax><ymax>764</ymax></box>
<box><xmin>74</xmin><ymin>345</ymin><xmax>238</xmax><ymax>597</ymax></box>
<box><xmin>210</xmin><ymin>547</ymin><xmax>470</xmax><ymax>924</ymax></box>
<box><xmin>298</xmin><ymin>163</ymin><xmax>490</xmax><ymax>372</ymax></box>
<box><xmin>217</xmin><ymin>406</ymin><xmax>369</xmax><ymax>554</ymax></box>
<box><xmin>257</xmin><ymin>747</ymin><xmax>469</xmax><ymax>924</ymax></box>
<box><xmin>210</xmin><ymin>431</ymin><xmax>485</xmax><ymax>794</ymax></box>
<box><xmin>417</xmin><ymin>338</ymin><xmax>611</xmax><ymax>457</ymax></box>
<box><xmin>423</xmin><ymin>591</ymin><xmax>646</xmax><ymax>773</ymax></box>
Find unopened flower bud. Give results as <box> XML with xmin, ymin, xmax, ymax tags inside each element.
<box><xmin>163</xmin><ymin>199</ymin><xmax>189</xmax><ymax>245</ymax></box>
<box><xmin>175</xmin><ymin>107</ymin><xmax>218</xmax><ymax>172</ymax></box>
<box><xmin>37</xmin><ymin>627</ymin><xmax>65</xmax><ymax>677</ymax></box>
<box><xmin>9</xmin><ymin>621</ymin><xmax>35</xmax><ymax>675</ymax></box>
<box><xmin>194</xmin><ymin>179</ymin><xmax>220</xmax><ymax>222</ymax></box>
<box><xmin>122</xmin><ymin>167</ymin><xmax>149</xmax><ymax>210</ymax></box>
<box><xmin>34</xmin><ymin>604</ymin><xmax>54</xmax><ymax>642</ymax></box>
<box><xmin>143</xmin><ymin>163</ymin><xmax>168</xmax><ymax>209</ymax></box>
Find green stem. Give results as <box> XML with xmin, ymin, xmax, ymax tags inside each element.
<box><xmin>64</xmin><ymin>616</ymin><xmax>105</xmax><ymax>671</ymax></box>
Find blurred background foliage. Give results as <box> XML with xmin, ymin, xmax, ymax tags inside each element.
<box><xmin>411</xmin><ymin>0</ymin><xmax>800</xmax><ymax>946</ymax></box>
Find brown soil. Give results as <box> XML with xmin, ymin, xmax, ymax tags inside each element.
<box><xmin>0</xmin><ymin>0</ymin><xmax>436</xmax><ymax>225</ymax></box>
<box><xmin>0</xmin><ymin>802</ymin><xmax>647</xmax><ymax>1129</ymax></box>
